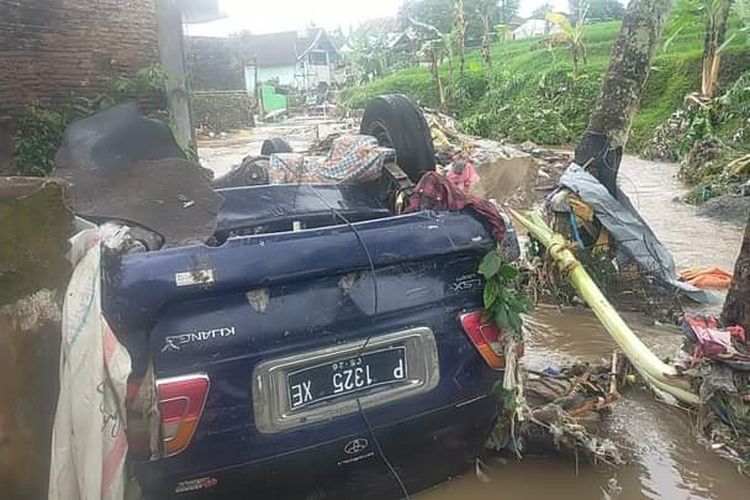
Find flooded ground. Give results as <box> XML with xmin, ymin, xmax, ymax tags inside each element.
<box><xmin>199</xmin><ymin>128</ymin><xmax>748</xmax><ymax>499</ymax></box>
<box><xmin>421</xmin><ymin>158</ymin><xmax>747</xmax><ymax>500</ymax></box>
<box><xmin>617</xmin><ymin>156</ymin><xmax>743</xmax><ymax>271</ymax></box>
<box><xmin>420</xmin><ymin>306</ymin><xmax>745</xmax><ymax>500</ymax></box>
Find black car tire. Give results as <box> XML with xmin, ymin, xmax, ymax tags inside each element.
<box><xmin>260</xmin><ymin>137</ymin><xmax>293</xmax><ymax>156</ymax></box>
<box><xmin>360</xmin><ymin>94</ymin><xmax>435</xmax><ymax>183</ymax></box>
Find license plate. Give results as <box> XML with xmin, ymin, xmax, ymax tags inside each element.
<box><xmin>287</xmin><ymin>347</ymin><xmax>407</xmax><ymax>410</ymax></box>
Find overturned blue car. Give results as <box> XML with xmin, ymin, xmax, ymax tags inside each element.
<box><xmin>60</xmin><ymin>95</ymin><xmax>518</xmax><ymax>499</ymax></box>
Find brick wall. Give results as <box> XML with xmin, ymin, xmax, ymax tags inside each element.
<box><xmin>0</xmin><ymin>0</ymin><xmax>160</xmax><ymax>119</ymax></box>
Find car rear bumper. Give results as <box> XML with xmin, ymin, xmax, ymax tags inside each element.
<box><xmin>134</xmin><ymin>390</ymin><xmax>501</xmax><ymax>499</ymax></box>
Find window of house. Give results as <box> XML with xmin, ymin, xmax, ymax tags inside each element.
<box><xmin>308</xmin><ymin>50</ymin><xmax>328</xmax><ymax>66</ymax></box>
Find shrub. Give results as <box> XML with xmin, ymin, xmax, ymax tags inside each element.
<box><xmin>11</xmin><ymin>65</ymin><xmax>169</xmax><ymax>176</ymax></box>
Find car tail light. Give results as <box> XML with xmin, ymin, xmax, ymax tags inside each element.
<box><xmin>125</xmin><ymin>378</ymin><xmax>150</xmax><ymax>457</ymax></box>
<box><xmin>459</xmin><ymin>310</ymin><xmax>522</xmax><ymax>370</ymax></box>
<box><xmin>157</xmin><ymin>374</ymin><xmax>210</xmax><ymax>456</ymax></box>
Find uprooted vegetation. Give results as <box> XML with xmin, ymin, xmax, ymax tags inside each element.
<box><xmin>645</xmin><ymin>71</ymin><xmax>750</xmax><ymax>208</ymax></box>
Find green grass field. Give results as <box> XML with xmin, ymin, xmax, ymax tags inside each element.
<box><xmin>341</xmin><ymin>20</ymin><xmax>749</xmax><ymax>152</ymax></box>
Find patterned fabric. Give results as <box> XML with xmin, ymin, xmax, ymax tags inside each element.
<box><xmin>267</xmin><ymin>153</ymin><xmax>314</xmax><ymax>184</ymax></box>
<box><xmin>267</xmin><ymin>135</ymin><xmax>394</xmax><ymax>184</ymax></box>
<box><xmin>406</xmin><ymin>171</ymin><xmax>506</xmax><ymax>242</ymax></box>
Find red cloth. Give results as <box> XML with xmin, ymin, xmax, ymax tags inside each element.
<box><xmin>681</xmin><ymin>315</ymin><xmax>747</xmax><ymax>360</ymax></box>
<box><xmin>446</xmin><ymin>162</ymin><xmax>480</xmax><ymax>192</ymax></box>
<box><xmin>407</xmin><ymin>172</ymin><xmax>506</xmax><ymax>241</ymax></box>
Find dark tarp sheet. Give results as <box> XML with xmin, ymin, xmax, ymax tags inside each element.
<box><xmin>560</xmin><ymin>164</ymin><xmax>718</xmax><ymax>304</ymax></box>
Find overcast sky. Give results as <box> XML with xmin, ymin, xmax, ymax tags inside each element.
<box><xmin>186</xmin><ymin>0</ymin><xmax>572</xmax><ymax>37</ymax></box>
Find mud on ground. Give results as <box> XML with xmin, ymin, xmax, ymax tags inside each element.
<box><xmin>470</xmin><ymin>148</ymin><xmax>570</xmax><ymax>210</ymax></box>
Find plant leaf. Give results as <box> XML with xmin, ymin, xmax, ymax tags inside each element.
<box><xmin>483</xmin><ymin>279</ymin><xmax>499</xmax><ymax>309</ymax></box>
<box><xmin>499</xmin><ymin>264</ymin><xmax>519</xmax><ymax>280</ymax></box>
<box><xmin>493</xmin><ymin>306</ymin><xmax>509</xmax><ymax>329</ymax></box>
<box><xmin>479</xmin><ymin>250</ymin><xmax>503</xmax><ymax>278</ymax></box>
<box><xmin>508</xmin><ymin>313</ymin><xmax>523</xmax><ymax>338</ymax></box>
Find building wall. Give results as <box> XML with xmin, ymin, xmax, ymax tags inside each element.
<box><xmin>257</xmin><ymin>65</ymin><xmax>297</xmax><ymax>89</ymax></box>
<box><xmin>192</xmin><ymin>90</ymin><xmax>253</xmax><ymax>132</ymax></box>
<box><xmin>186</xmin><ymin>36</ymin><xmax>245</xmax><ymax>91</ymax></box>
<box><xmin>0</xmin><ymin>0</ymin><xmax>160</xmax><ymax>119</ymax></box>
<box><xmin>302</xmin><ymin>59</ymin><xmax>332</xmax><ymax>90</ymax></box>
<box><xmin>512</xmin><ymin>20</ymin><xmax>561</xmax><ymax>39</ymax></box>
<box><xmin>252</xmin><ymin>63</ymin><xmax>332</xmax><ymax>93</ymax></box>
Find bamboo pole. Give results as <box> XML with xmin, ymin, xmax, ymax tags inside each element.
<box><xmin>510</xmin><ymin>209</ymin><xmax>700</xmax><ymax>405</ymax></box>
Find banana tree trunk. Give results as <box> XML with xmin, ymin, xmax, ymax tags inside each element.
<box><xmin>510</xmin><ymin>209</ymin><xmax>699</xmax><ymax>405</ymax></box>
<box><xmin>482</xmin><ymin>13</ymin><xmax>493</xmax><ymax>84</ymax></box>
<box><xmin>455</xmin><ymin>0</ymin><xmax>466</xmax><ymax>80</ymax></box>
<box><xmin>429</xmin><ymin>47</ymin><xmax>445</xmax><ymax>109</ymax></box>
<box><xmin>701</xmin><ymin>0</ymin><xmax>733</xmax><ymax>98</ymax></box>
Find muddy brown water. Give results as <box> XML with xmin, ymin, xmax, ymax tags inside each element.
<box><xmin>420</xmin><ymin>157</ymin><xmax>747</xmax><ymax>500</ymax></box>
<box><xmin>199</xmin><ymin>128</ymin><xmax>749</xmax><ymax>499</ymax></box>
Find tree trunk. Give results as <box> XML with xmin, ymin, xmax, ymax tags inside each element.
<box><xmin>701</xmin><ymin>0</ymin><xmax>733</xmax><ymax>98</ymax></box>
<box><xmin>455</xmin><ymin>0</ymin><xmax>466</xmax><ymax>80</ymax></box>
<box><xmin>585</xmin><ymin>0</ymin><xmax>672</xmax><ymax>149</ymax></box>
<box><xmin>482</xmin><ymin>13</ymin><xmax>493</xmax><ymax>84</ymax></box>
<box><xmin>570</xmin><ymin>0</ymin><xmax>582</xmax><ymax>24</ymax></box>
<box><xmin>722</xmin><ymin>213</ymin><xmax>750</xmax><ymax>332</ymax></box>
<box><xmin>429</xmin><ymin>46</ymin><xmax>445</xmax><ymax>109</ymax></box>
<box><xmin>446</xmin><ymin>41</ymin><xmax>456</xmax><ymax>100</ymax></box>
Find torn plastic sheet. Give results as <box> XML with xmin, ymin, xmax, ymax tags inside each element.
<box><xmin>559</xmin><ymin>164</ymin><xmax>717</xmax><ymax>304</ymax></box>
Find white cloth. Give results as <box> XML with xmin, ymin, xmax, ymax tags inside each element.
<box><xmin>49</xmin><ymin>226</ymin><xmax>133</xmax><ymax>500</ymax></box>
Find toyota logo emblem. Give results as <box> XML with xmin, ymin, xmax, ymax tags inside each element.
<box><xmin>344</xmin><ymin>438</ymin><xmax>369</xmax><ymax>455</ymax></box>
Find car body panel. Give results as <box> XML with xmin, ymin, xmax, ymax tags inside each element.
<box><xmin>106</xmin><ymin>183</ymin><xmax>504</xmax><ymax>498</ymax></box>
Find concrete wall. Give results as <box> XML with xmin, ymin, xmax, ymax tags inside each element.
<box><xmin>186</xmin><ymin>36</ymin><xmax>245</xmax><ymax>91</ymax></box>
<box><xmin>257</xmin><ymin>65</ymin><xmax>297</xmax><ymax>88</ymax></box>
<box><xmin>192</xmin><ymin>90</ymin><xmax>254</xmax><ymax>133</ymax></box>
<box><xmin>0</xmin><ymin>178</ymin><xmax>72</xmax><ymax>500</ymax></box>
<box><xmin>0</xmin><ymin>0</ymin><xmax>160</xmax><ymax>118</ymax></box>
